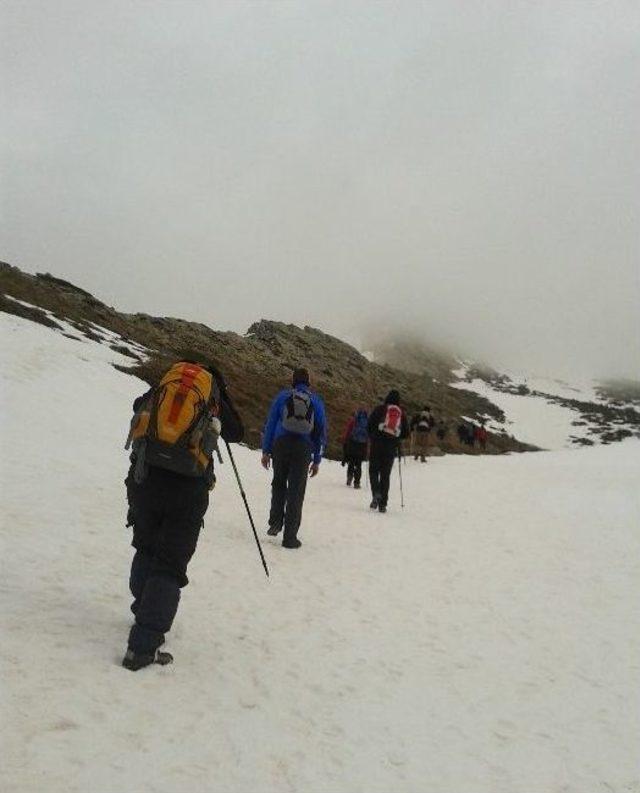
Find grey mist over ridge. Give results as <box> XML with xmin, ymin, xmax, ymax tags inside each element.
<box><xmin>2</xmin><ymin>1</ymin><xmax>639</xmax><ymax>381</ymax></box>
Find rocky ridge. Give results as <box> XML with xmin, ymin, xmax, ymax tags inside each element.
<box><xmin>1</xmin><ymin>261</ymin><xmax>536</xmax><ymax>458</ymax></box>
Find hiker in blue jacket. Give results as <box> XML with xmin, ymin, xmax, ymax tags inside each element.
<box><xmin>261</xmin><ymin>367</ymin><xmax>327</xmax><ymax>549</ymax></box>
<box><xmin>341</xmin><ymin>409</ymin><xmax>369</xmax><ymax>488</ymax></box>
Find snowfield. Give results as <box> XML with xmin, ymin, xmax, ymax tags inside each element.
<box><xmin>451</xmin><ymin>363</ymin><xmax>639</xmax><ymax>451</ymax></box>
<box><xmin>1</xmin><ymin>312</ymin><xmax>639</xmax><ymax>793</ymax></box>
<box><xmin>452</xmin><ymin>375</ymin><xmax>592</xmax><ymax>450</ymax></box>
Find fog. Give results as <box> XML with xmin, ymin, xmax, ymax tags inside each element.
<box><xmin>2</xmin><ymin>1</ymin><xmax>639</xmax><ymax>379</ymax></box>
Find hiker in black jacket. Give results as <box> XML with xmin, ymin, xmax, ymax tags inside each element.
<box><xmin>122</xmin><ymin>356</ymin><xmax>243</xmax><ymax>670</ymax></box>
<box><xmin>367</xmin><ymin>390</ymin><xmax>409</xmax><ymax>513</ymax></box>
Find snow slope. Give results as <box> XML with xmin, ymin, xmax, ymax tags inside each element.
<box><xmin>2</xmin><ymin>312</ymin><xmax>639</xmax><ymax>793</ymax></box>
<box><xmin>451</xmin><ymin>364</ymin><xmax>639</xmax><ymax>450</ymax></box>
<box><xmin>452</xmin><ymin>375</ymin><xmax>589</xmax><ymax>449</ymax></box>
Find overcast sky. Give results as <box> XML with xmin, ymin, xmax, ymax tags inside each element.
<box><xmin>2</xmin><ymin>1</ymin><xmax>639</xmax><ymax>379</ymax></box>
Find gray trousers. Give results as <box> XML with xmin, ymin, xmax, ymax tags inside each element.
<box><xmin>269</xmin><ymin>435</ymin><xmax>312</xmax><ymax>543</ymax></box>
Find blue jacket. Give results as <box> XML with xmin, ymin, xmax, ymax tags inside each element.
<box><xmin>262</xmin><ymin>384</ymin><xmax>327</xmax><ymax>465</ymax></box>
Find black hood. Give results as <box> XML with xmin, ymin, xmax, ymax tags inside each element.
<box><xmin>384</xmin><ymin>389</ymin><xmax>400</xmax><ymax>405</ymax></box>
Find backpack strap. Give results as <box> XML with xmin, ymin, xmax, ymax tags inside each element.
<box><xmin>125</xmin><ymin>392</ymin><xmax>153</xmax><ymax>450</ymax></box>
<box><xmin>167</xmin><ymin>365</ymin><xmax>202</xmax><ymax>424</ymax></box>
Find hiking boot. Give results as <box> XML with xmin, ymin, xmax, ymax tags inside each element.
<box><xmin>346</xmin><ymin>476</ymin><xmax>353</xmax><ymax>487</ymax></box>
<box><xmin>122</xmin><ymin>648</ymin><xmax>173</xmax><ymax>671</ymax></box>
<box><xmin>370</xmin><ymin>496</ymin><xmax>379</xmax><ymax>509</ymax></box>
<box><xmin>353</xmin><ymin>482</ymin><xmax>361</xmax><ymax>490</ymax></box>
<box><xmin>378</xmin><ymin>505</ymin><xmax>387</xmax><ymax>514</ymax></box>
<box><xmin>282</xmin><ymin>538</ymin><xmax>302</xmax><ymax>549</ymax></box>
<box><xmin>267</xmin><ymin>525</ymin><xmax>281</xmax><ymax>536</ymax></box>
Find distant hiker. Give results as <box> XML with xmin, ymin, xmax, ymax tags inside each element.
<box><xmin>436</xmin><ymin>419</ymin><xmax>448</xmax><ymax>442</ymax></box>
<box><xmin>466</xmin><ymin>422</ymin><xmax>476</xmax><ymax>447</ymax></box>
<box><xmin>463</xmin><ymin>421</ymin><xmax>476</xmax><ymax>448</ymax></box>
<box><xmin>262</xmin><ymin>368</ymin><xmax>327</xmax><ymax>548</ymax></box>
<box><xmin>367</xmin><ymin>390</ymin><xmax>409</xmax><ymax>513</ymax></box>
<box><xmin>456</xmin><ymin>421</ymin><xmax>475</xmax><ymax>447</ymax></box>
<box><xmin>476</xmin><ymin>423</ymin><xmax>488</xmax><ymax>450</ymax></box>
<box><xmin>122</xmin><ymin>357</ymin><xmax>244</xmax><ymax>670</ymax></box>
<box><xmin>410</xmin><ymin>405</ymin><xmax>434</xmax><ymax>462</ymax></box>
<box><xmin>457</xmin><ymin>422</ymin><xmax>468</xmax><ymax>445</ymax></box>
<box><xmin>342</xmin><ymin>409</ymin><xmax>369</xmax><ymax>488</ymax></box>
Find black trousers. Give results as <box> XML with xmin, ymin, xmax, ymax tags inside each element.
<box><xmin>269</xmin><ymin>435</ymin><xmax>311</xmax><ymax>543</ymax></box>
<box><xmin>126</xmin><ymin>467</ymin><xmax>209</xmax><ymax>655</ymax></box>
<box><xmin>346</xmin><ymin>458</ymin><xmax>363</xmax><ymax>485</ymax></box>
<box><xmin>369</xmin><ymin>447</ymin><xmax>396</xmax><ymax>508</ymax></box>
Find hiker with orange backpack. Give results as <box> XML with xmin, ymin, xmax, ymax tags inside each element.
<box><xmin>367</xmin><ymin>390</ymin><xmax>409</xmax><ymax>513</ymax></box>
<box><xmin>122</xmin><ymin>355</ymin><xmax>244</xmax><ymax>670</ymax></box>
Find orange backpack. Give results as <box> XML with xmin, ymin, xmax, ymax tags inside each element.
<box><xmin>126</xmin><ymin>362</ymin><xmax>221</xmax><ymax>481</ymax></box>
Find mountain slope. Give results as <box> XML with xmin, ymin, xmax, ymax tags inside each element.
<box><xmin>452</xmin><ymin>363</ymin><xmax>640</xmax><ymax>449</ymax></box>
<box><xmin>2</xmin><ymin>309</ymin><xmax>639</xmax><ymax>793</ymax></box>
<box><xmin>0</xmin><ymin>261</ymin><xmax>534</xmax><ymax>457</ymax></box>
<box><xmin>368</xmin><ymin>334</ymin><xmax>640</xmax><ymax>450</ymax></box>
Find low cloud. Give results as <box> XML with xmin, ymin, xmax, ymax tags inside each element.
<box><xmin>2</xmin><ymin>1</ymin><xmax>638</xmax><ymax>379</ymax></box>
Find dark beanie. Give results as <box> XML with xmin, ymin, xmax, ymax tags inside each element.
<box><xmin>292</xmin><ymin>367</ymin><xmax>310</xmax><ymax>386</ymax></box>
<box><xmin>385</xmin><ymin>389</ymin><xmax>400</xmax><ymax>405</ymax></box>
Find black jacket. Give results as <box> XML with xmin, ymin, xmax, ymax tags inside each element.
<box><xmin>367</xmin><ymin>402</ymin><xmax>409</xmax><ymax>454</ymax></box>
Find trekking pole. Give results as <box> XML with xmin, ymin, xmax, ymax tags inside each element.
<box><xmin>224</xmin><ymin>440</ymin><xmax>270</xmax><ymax>579</ymax></box>
<box><xmin>398</xmin><ymin>445</ymin><xmax>405</xmax><ymax>509</ymax></box>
